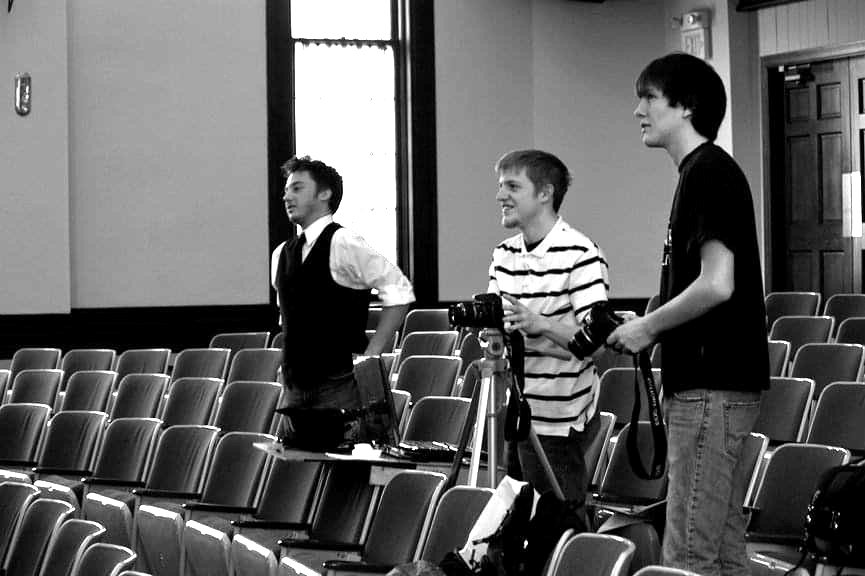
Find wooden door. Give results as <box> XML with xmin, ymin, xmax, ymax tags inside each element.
<box><xmin>774</xmin><ymin>57</ymin><xmax>862</xmax><ymax>296</ymax></box>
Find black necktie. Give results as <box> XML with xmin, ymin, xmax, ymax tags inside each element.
<box><xmin>293</xmin><ymin>233</ymin><xmax>306</xmax><ymax>263</ymax></box>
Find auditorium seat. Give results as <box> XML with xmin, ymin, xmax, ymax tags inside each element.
<box><xmin>768</xmin><ymin>315</ymin><xmax>834</xmax><ymax>359</ymax></box>
<box><xmin>232</xmin><ymin>534</ymin><xmax>280</xmax><ymax>576</ymax></box>
<box><xmin>226</xmin><ymin>348</ymin><xmax>282</xmax><ymax>385</ymax></box>
<box><xmin>109</xmin><ymin>374</ymin><xmax>169</xmax><ymax>420</ymax></box>
<box><xmin>394</xmin><ymin>355</ymin><xmax>461</xmax><ymax>404</ymax></box>
<box><xmin>752</xmin><ymin>377</ymin><xmax>813</xmax><ymax>446</ymax></box>
<box><xmin>644</xmin><ymin>294</ymin><xmax>661</xmax><ymax>316</ymax></box>
<box><xmin>822</xmin><ymin>293</ymin><xmax>865</xmax><ymax>336</ymax></box>
<box><xmin>586</xmin><ymin>411</ymin><xmax>616</xmax><ymax>490</ymax></box>
<box><xmin>59</xmin><ymin>349</ymin><xmax>116</xmax><ymax>392</ymax></box>
<box><xmin>114</xmin><ymin>349</ymin><xmax>171</xmax><ymax>383</ymax></box>
<box><xmin>282</xmin><ymin>470</ymin><xmax>446</xmax><ymax>575</ymax></box>
<box><xmin>70</xmin><ymin>542</ymin><xmax>137</xmax><ymax>576</ymax></box>
<box><xmin>169</xmin><ymin>348</ymin><xmax>230</xmax><ymax>383</ymax></box>
<box><xmin>37</xmin><ymin>417</ymin><xmax>162</xmax><ymax>509</ymax></box>
<box><xmin>8</xmin><ymin>368</ymin><xmax>63</xmax><ymax>408</ymax></box>
<box><xmin>596</xmin><ymin>368</ymin><xmax>663</xmax><ymax>434</ymax></box>
<box><xmin>402</xmin><ymin>396</ymin><xmax>471</xmax><ymax>445</ymax></box>
<box><xmin>396</xmin><ymin>331</ymin><xmax>460</xmax><ymax>370</ymax></box>
<box><xmin>745</xmin><ymin>443</ymin><xmax>850</xmax><ymax>568</ymax></box>
<box><xmin>365</xmin><ymin>329</ymin><xmax>397</xmax><ymax>354</ymax></box>
<box><xmin>3</xmin><ymin>498</ymin><xmax>76</xmax><ymax>576</ymax></box>
<box><xmin>632</xmin><ymin>566</ymin><xmax>702</xmax><ymax>576</ymax></box>
<box><xmin>270</xmin><ymin>332</ymin><xmax>284</xmax><ymax>350</ymax></box>
<box><xmin>209</xmin><ymin>332</ymin><xmax>271</xmax><ymax>362</ymax></box>
<box><xmin>8</xmin><ymin>347</ymin><xmax>62</xmax><ymax>385</ymax></box>
<box><xmin>37</xmin><ymin>518</ymin><xmax>106</xmax><ymax>576</ymax></box>
<box><xmin>400</xmin><ymin>309</ymin><xmax>451</xmax><ymax>345</ymax></box>
<box><xmin>59</xmin><ymin>370</ymin><xmax>116</xmax><ymax>413</ymax></box>
<box><xmin>83</xmin><ymin>424</ymin><xmax>219</xmax><ymax>546</ymax></box>
<box><xmin>183</xmin><ymin>520</ymin><xmax>231</xmax><ymax>576</ymax></box>
<box><xmin>594</xmin><ymin>347</ymin><xmax>635</xmax><ymax>376</ymax></box>
<box><xmin>835</xmin><ymin>316</ymin><xmax>865</xmax><ymax>346</ymax></box>
<box><xmin>764</xmin><ymin>291</ymin><xmax>821</xmax><ymax>328</ymax></box>
<box><xmin>0</xmin><ymin>403</ymin><xmax>52</xmax><ymax>478</ymax></box>
<box><xmin>546</xmin><ymin>532</ymin><xmax>635</xmax><ymax>576</ymax></box>
<box><xmin>0</xmin><ymin>481</ymin><xmax>41</xmax><ymax>566</ymax></box>
<box><xmin>0</xmin><ymin>369</ymin><xmax>10</xmax><ymax>405</ymax></box>
<box><xmin>419</xmin><ymin>485</ymin><xmax>493</xmax><ymax>563</ymax></box>
<box><xmin>212</xmin><ymin>381</ymin><xmax>282</xmax><ymax>435</ymax></box>
<box><xmin>804</xmin><ymin>381</ymin><xmax>865</xmax><ymax>455</ymax></box>
<box><xmin>789</xmin><ymin>342</ymin><xmax>865</xmax><ymax>398</ymax></box>
<box><xmin>159</xmin><ymin>377</ymin><xmax>223</xmax><ymax>427</ymax></box>
<box><xmin>767</xmin><ymin>339</ymin><xmax>790</xmax><ymax>377</ymax></box>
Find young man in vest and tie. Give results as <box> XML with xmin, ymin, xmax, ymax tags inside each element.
<box><xmin>271</xmin><ymin>155</ymin><xmax>414</xmax><ymax>444</ymax></box>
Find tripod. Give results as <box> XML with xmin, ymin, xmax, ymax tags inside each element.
<box><xmin>467</xmin><ymin>328</ymin><xmax>564</xmax><ymax>500</ymax></box>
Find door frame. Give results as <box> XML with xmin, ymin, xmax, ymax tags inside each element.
<box><xmin>761</xmin><ymin>40</ymin><xmax>865</xmax><ymax>293</ymax></box>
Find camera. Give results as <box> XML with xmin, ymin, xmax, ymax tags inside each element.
<box><xmin>568</xmin><ymin>301</ymin><xmax>625</xmax><ymax>359</ymax></box>
<box><xmin>448</xmin><ymin>293</ymin><xmax>505</xmax><ymax>329</ymax></box>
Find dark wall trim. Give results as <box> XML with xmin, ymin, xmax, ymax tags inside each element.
<box><xmin>405</xmin><ymin>0</ymin><xmax>438</xmax><ymax>306</ymax></box>
<box><xmin>0</xmin><ymin>305</ymin><xmax>278</xmax><ymax>358</ymax></box>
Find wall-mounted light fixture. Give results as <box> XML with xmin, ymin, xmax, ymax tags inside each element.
<box><xmin>8</xmin><ymin>0</ymin><xmax>14</xmax><ymax>13</ymax></box>
<box><xmin>680</xmin><ymin>10</ymin><xmax>711</xmax><ymax>60</ymax></box>
<box><xmin>15</xmin><ymin>73</ymin><xmax>31</xmax><ymax>116</ymax></box>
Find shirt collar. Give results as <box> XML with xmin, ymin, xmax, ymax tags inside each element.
<box><xmin>522</xmin><ymin>216</ymin><xmax>563</xmax><ymax>256</ymax></box>
<box><xmin>299</xmin><ymin>214</ymin><xmax>334</xmax><ymax>247</ymax></box>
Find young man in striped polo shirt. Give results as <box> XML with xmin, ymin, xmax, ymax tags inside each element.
<box><xmin>488</xmin><ymin>149</ymin><xmax>610</xmax><ymax>512</ymax></box>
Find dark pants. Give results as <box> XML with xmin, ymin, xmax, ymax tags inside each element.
<box><xmin>278</xmin><ymin>370</ymin><xmax>361</xmax><ymax>442</ymax></box>
<box><xmin>516</xmin><ymin>415</ymin><xmax>601</xmax><ymax>508</ymax></box>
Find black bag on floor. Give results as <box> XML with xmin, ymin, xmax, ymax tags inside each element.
<box><xmin>803</xmin><ymin>459</ymin><xmax>865</xmax><ymax>569</ymax></box>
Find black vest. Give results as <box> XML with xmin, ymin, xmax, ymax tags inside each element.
<box><xmin>276</xmin><ymin>222</ymin><xmax>371</xmax><ymax>386</ymax></box>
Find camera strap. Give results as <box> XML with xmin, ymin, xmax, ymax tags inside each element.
<box><xmin>625</xmin><ymin>351</ymin><xmax>667</xmax><ymax>480</ymax></box>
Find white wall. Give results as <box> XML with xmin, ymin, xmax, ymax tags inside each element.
<box><xmin>435</xmin><ymin>0</ymin><xmax>674</xmax><ymax>300</ymax></box>
<box><xmin>67</xmin><ymin>0</ymin><xmax>270</xmax><ymax>308</ymax></box>
<box><xmin>0</xmin><ymin>0</ymin><xmax>71</xmax><ymax>314</ymax></box>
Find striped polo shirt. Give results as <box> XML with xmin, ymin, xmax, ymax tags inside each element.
<box><xmin>488</xmin><ymin>217</ymin><xmax>610</xmax><ymax>436</ymax></box>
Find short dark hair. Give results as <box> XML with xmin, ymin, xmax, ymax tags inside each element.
<box><xmin>494</xmin><ymin>149</ymin><xmax>572</xmax><ymax>212</ymax></box>
<box><xmin>280</xmin><ymin>155</ymin><xmax>344</xmax><ymax>213</ymax></box>
<box><xmin>636</xmin><ymin>52</ymin><xmax>726</xmax><ymax>141</ymax></box>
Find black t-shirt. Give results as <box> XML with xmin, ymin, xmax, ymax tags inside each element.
<box><xmin>659</xmin><ymin>142</ymin><xmax>769</xmax><ymax>394</ymax></box>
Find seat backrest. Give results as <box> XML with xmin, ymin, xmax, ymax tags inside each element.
<box><xmin>270</xmin><ymin>332</ymin><xmax>284</xmax><ymax>350</ymax></box>
<box><xmin>37</xmin><ymin>411</ymin><xmax>109</xmax><ymax>473</ymax></box>
<box><xmin>182</xmin><ymin>520</ymin><xmax>230</xmax><ymax>576</ymax></box>
<box><xmin>790</xmin><ymin>342</ymin><xmax>865</xmax><ymax>398</ymax></box>
<box><xmin>91</xmin><ymin>418</ymin><xmax>162</xmax><ymax>483</ymax></box>
<box><xmin>597</xmin><ymin>422</ymin><xmax>667</xmax><ymax>503</ymax></box>
<box><xmin>765</xmin><ymin>292</ymin><xmax>821</xmax><ymax>327</ymax></box>
<box><xmin>805</xmin><ymin>381</ymin><xmax>865</xmax><ymax>453</ymax></box>
<box><xmin>10</xmin><ymin>369</ymin><xmax>64</xmax><ymax>407</ymax></box>
<box><xmin>160</xmin><ymin>377</ymin><xmax>223</xmax><ymax>428</ymax></box>
<box><xmin>632</xmin><ymin>566</ymin><xmax>703</xmax><ymax>576</ymax></box>
<box><xmin>4</xmin><ymin>498</ymin><xmax>76</xmax><ymax>576</ymax></box>
<box><xmin>752</xmin><ymin>377</ymin><xmax>814</xmax><ymax>444</ymax></box>
<box><xmin>9</xmin><ymin>348</ymin><xmax>62</xmax><ymax>383</ymax></box>
<box><xmin>548</xmin><ymin>532</ymin><xmax>635</xmax><ymax>576</ymax></box>
<box><xmin>230</xmin><ymin>534</ymin><xmax>278</xmax><ymax>576</ymax></box>
<box><xmin>363</xmin><ymin>470</ymin><xmax>447</xmax><ymax>565</ymax></box>
<box><xmin>420</xmin><ymin>485</ymin><xmax>494</xmax><ymax>562</ymax></box>
<box><xmin>586</xmin><ymin>412</ymin><xmax>616</xmax><ymax>488</ymax></box>
<box><xmin>747</xmin><ymin>443</ymin><xmax>850</xmax><ymax>543</ymax></box>
<box><xmin>225</xmin><ymin>348</ymin><xmax>282</xmax><ymax>386</ymax></box>
<box><xmin>59</xmin><ymin>350</ymin><xmax>116</xmax><ymax>391</ymax></box>
<box><xmin>114</xmin><ymin>349</ymin><xmax>170</xmax><ymax>383</ymax></box>
<box><xmin>145</xmin><ymin>425</ymin><xmax>219</xmax><ymax>493</ymax></box>
<box><xmin>309</xmin><ymin>462</ymin><xmax>377</xmax><ymax>544</ymax></box>
<box><xmin>823</xmin><ymin>293</ymin><xmax>865</xmax><ymax>333</ymax></box>
<box><xmin>0</xmin><ymin>481</ymin><xmax>42</xmax><ymax>567</ymax></box>
<box><xmin>596</xmin><ymin>368</ymin><xmax>663</xmax><ymax>430</ymax></box>
<box><xmin>401</xmin><ymin>309</ymin><xmax>452</xmax><ymax>344</ymax></box>
<box><xmin>403</xmin><ymin>396</ymin><xmax>471</xmax><ymax>444</ymax></box>
<box><xmin>61</xmin><ymin>370</ymin><xmax>116</xmax><ymax>413</ymax></box>
<box><xmin>199</xmin><ymin>432</ymin><xmax>273</xmax><ymax>507</ymax></box>
<box><xmin>741</xmin><ymin>432</ymin><xmax>769</xmax><ymax>508</ymax></box>
<box><xmin>69</xmin><ymin>543</ymin><xmax>136</xmax><ymax>576</ymax></box>
<box><xmin>767</xmin><ymin>339</ymin><xmax>790</xmax><ymax>377</ymax></box>
<box><xmin>109</xmin><ymin>374</ymin><xmax>170</xmax><ymax>420</ymax></box>
<box><xmin>457</xmin><ymin>332</ymin><xmax>482</xmax><ymax>376</ymax></box>
<box><xmin>213</xmin><ymin>381</ymin><xmax>282</xmax><ymax>434</ymax></box>
<box><xmin>398</xmin><ymin>332</ymin><xmax>460</xmax><ymax>366</ymax></box>
<box><xmin>644</xmin><ymin>294</ymin><xmax>661</xmax><ymax>316</ymax></box>
<box><xmin>836</xmin><ymin>317</ymin><xmax>865</xmax><ymax>346</ymax></box>
<box><xmin>391</xmin><ymin>389</ymin><xmax>412</xmax><ymax>435</ymax></box>
<box><xmin>253</xmin><ymin>460</ymin><xmax>323</xmax><ymax>523</ymax></box>
<box><xmin>768</xmin><ymin>315</ymin><xmax>834</xmax><ymax>358</ymax></box>
<box><xmin>594</xmin><ymin>347</ymin><xmax>635</xmax><ymax>377</ymax></box>
<box><xmin>0</xmin><ymin>369</ymin><xmax>10</xmax><ymax>403</ymax></box>
<box><xmin>37</xmin><ymin>519</ymin><xmax>106</xmax><ymax>576</ymax></box>
<box><xmin>395</xmin><ymin>355</ymin><xmax>462</xmax><ymax>403</ymax></box>
<box><xmin>209</xmin><ymin>332</ymin><xmax>271</xmax><ymax>356</ymax></box>
<box><xmin>365</xmin><ymin>329</ymin><xmax>397</xmax><ymax>354</ymax></box>
<box><xmin>170</xmin><ymin>348</ymin><xmax>230</xmax><ymax>383</ymax></box>
<box><xmin>0</xmin><ymin>403</ymin><xmax>52</xmax><ymax>463</ymax></box>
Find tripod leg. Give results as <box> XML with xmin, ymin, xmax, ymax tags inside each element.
<box><xmin>468</xmin><ymin>371</ymin><xmax>492</xmax><ymax>487</ymax></box>
<box><xmin>525</xmin><ymin>426</ymin><xmax>565</xmax><ymax>501</ymax></box>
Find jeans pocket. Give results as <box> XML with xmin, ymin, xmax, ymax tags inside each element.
<box><xmin>672</xmin><ymin>390</ymin><xmax>703</xmax><ymax>402</ymax></box>
<box><xmin>722</xmin><ymin>398</ymin><xmax>760</xmax><ymax>456</ymax></box>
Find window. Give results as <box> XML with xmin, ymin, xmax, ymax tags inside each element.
<box><xmin>291</xmin><ymin>0</ymin><xmax>399</xmax><ymax>263</ymax></box>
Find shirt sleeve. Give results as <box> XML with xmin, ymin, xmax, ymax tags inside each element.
<box><xmin>570</xmin><ymin>243</ymin><xmax>610</xmax><ymax>324</ymax></box>
<box><xmin>686</xmin><ymin>161</ymin><xmax>745</xmax><ymax>256</ymax></box>
<box><xmin>270</xmin><ymin>241</ymin><xmax>286</xmax><ymax>291</ymax></box>
<box><xmin>487</xmin><ymin>250</ymin><xmax>500</xmax><ymax>295</ymax></box>
<box><xmin>330</xmin><ymin>228</ymin><xmax>415</xmax><ymax>307</ymax></box>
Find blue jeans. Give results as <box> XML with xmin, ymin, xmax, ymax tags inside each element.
<box><xmin>278</xmin><ymin>371</ymin><xmax>361</xmax><ymax>441</ymax></box>
<box><xmin>663</xmin><ymin>388</ymin><xmax>761</xmax><ymax>576</ymax></box>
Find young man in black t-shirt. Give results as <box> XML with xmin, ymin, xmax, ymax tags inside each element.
<box><xmin>607</xmin><ymin>53</ymin><xmax>768</xmax><ymax>576</ymax></box>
